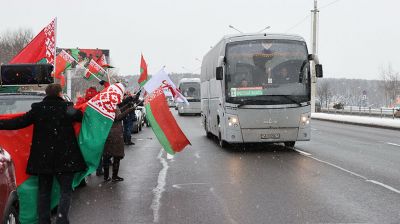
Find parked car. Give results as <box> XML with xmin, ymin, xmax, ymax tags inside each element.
<box><xmin>395</xmin><ymin>107</ymin><xmax>400</xmax><ymax>118</ymax></box>
<box><xmin>136</xmin><ymin>106</ymin><xmax>149</xmax><ymax>127</ymax></box>
<box><xmin>0</xmin><ymin>146</ymin><xmax>19</xmax><ymax>224</ymax></box>
<box><xmin>333</xmin><ymin>102</ymin><xmax>344</xmax><ymax>110</ymax></box>
<box><xmin>132</xmin><ymin>109</ymin><xmax>143</xmax><ymax>133</ymax></box>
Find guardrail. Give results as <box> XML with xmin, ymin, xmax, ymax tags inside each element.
<box><xmin>320</xmin><ymin>106</ymin><xmax>400</xmax><ymax>119</ymax></box>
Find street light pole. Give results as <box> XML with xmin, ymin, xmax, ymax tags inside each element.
<box><xmin>311</xmin><ymin>0</ymin><xmax>319</xmax><ymax>113</ymax></box>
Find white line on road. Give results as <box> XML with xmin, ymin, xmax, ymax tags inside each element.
<box><xmin>366</xmin><ymin>180</ymin><xmax>400</xmax><ymax>194</ymax></box>
<box><xmin>194</xmin><ymin>152</ymin><xmax>200</xmax><ymax>159</ymax></box>
<box><xmin>297</xmin><ymin>152</ymin><xmax>400</xmax><ymax>195</ymax></box>
<box><xmin>151</xmin><ymin>149</ymin><xmax>169</xmax><ymax>223</ymax></box>
<box><xmin>294</xmin><ymin>149</ymin><xmax>312</xmax><ymax>156</ymax></box>
<box><xmin>387</xmin><ymin>142</ymin><xmax>400</xmax><ymax>147</ymax></box>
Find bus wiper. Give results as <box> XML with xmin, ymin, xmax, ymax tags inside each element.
<box><xmin>236</xmin><ymin>99</ymin><xmax>267</xmax><ymax>108</ymax></box>
<box><xmin>275</xmin><ymin>95</ymin><xmax>302</xmax><ymax>106</ymax></box>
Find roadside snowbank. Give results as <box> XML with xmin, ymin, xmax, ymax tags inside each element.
<box><xmin>311</xmin><ymin>113</ymin><xmax>400</xmax><ymax>130</ymax></box>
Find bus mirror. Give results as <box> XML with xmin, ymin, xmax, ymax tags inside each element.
<box><xmin>315</xmin><ymin>64</ymin><xmax>323</xmax><ymax>78</ymax></box>
<box><xmin>216</xmin><ymin>66</ymin><xmax>223</xmax><ymax>80</ymax></box>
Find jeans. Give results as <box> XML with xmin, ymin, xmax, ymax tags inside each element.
<box><xmin>38</xmin><ymin>173</ymin><xmax>74</xmax><ymax>224</ymax></box>
<box><xmin>123</xmin><ymin>121</ymin><xmax>132</xmax><ymax>143</ymax></box>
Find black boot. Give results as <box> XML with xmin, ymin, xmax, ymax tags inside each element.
<box><xmin>104</xmin><ymin>167</ymin><xmax>111</xmax><ymax>181</ymax></box>
<box><xmin>112</xmin><ymin>158</ymin><xmax>124</xmax><ymax>182</ymax></box>
<box><xmin>103</xmin><ymin>155</ymin><xmax>111</xmax><ymax>181</ymax></box>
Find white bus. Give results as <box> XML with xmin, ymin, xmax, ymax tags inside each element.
<box><xmin>177</xmin><ymin>78</ymin><xmax>201</xmax><ymax>115</ymax></box>
<box><xmin>201</xmin><ymin>33</ymin><xmax>323</xmax><ymax>147</ymax></box>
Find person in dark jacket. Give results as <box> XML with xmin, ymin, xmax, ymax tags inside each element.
<box><xmin>0</xmin><ymin>84</ymin><xmax>86</xmax><ymax>224</ymax></box>
<box><xmin>103</xmin><ymin>103</ymin><xmax>135</xmax><ymax>182</ymax></box>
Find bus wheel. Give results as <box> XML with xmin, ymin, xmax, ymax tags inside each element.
<box><xmin>284</xmin><ymin>141</ymin><xmax>295</xmax><ymax>148</ymax></box>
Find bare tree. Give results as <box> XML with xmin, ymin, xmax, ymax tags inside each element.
<box><xmin>0</xmin><ymin>28</ymin><xmax>33</xmax><ymax>64</ymax></box>
<box><xmin>380</xmin><ymin>63</ymin><xmax>400</xmax><ymax>107</ymax></box>
<box><xmin>317</xmin><ymin>79</ymin><xmax>331</xmax><ymax>108</ymax></box>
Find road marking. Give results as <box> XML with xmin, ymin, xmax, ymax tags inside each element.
<box><xmin>311</xmin><ymin>128</ymin><xmax>318</xmax><ymax>131</ymax></box>
<box><xmin>151</xmin><ymin>149</ymin><xmax>169</xmax><ymax>223</ymax></box>
<box><xmin>366</xmin><ymin>180</ymin><xmax>400</xmax><ymax>194</ymax></box>
<box><xmin>194</xmin><ymin>152</ymin><xmax>200</xmax><ymax>159</ymax></box>
<box><xmin>294</xmin><ymin>149</ymin><xmax>312</xmax><ymax>156</ymax></box>
<box><xmin>167</xmin><ymin>153</ymin><xmax>174</xmax><ymax>160</ymax></box>
<box><xmin>297</xmin><ymin>152</ymin><xmax>400</xmax><ymax>195</ymax></box>
<box><xmin>387</xmin><ymin>142</ymin><xmax>400</xmax><ymax>147</ymax></box>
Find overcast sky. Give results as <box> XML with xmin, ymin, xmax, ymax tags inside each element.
<box><xmin>1</xmin><ymin>0</ymin><xmax>399</xmax><ymax>80</ymax></box>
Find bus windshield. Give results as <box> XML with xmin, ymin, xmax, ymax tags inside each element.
<box><xmin>225</xmin><ymin>39</ymin><xmax>310</xmax><ymax>105</ymax></box>
<box><xmin>180</xmin><ymin>82</ymin><xmax>200</xmax><ymax>102</ymax></box>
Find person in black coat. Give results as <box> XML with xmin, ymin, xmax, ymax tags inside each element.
<box><xmin>0</xmin><ymin>84</ymin><xmax>86</xmax><ymax>224</ymax></box>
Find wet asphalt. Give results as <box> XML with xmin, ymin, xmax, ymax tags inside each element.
<box><xmin>70</xmin><ymin>110</ymin><xmax>400</xmax><ymax>224</ymax></box>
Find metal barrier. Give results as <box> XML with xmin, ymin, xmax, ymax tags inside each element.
<box><xmin>321</xmin><ymin>106</ymin><xmax>399</xmax><ymax>119</ymax></box>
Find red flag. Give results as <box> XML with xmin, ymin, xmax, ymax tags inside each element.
<box><xmin>145</xmin><ymin>87</ymin><xmax>190</xmax><ymax>154</ymax></box>
<box><xmin>85</xmin><ymin>59</ymin><xmax>105</xmax><ymax>80</ymax></box>
<box><xmin>138</xmin><ymin>54</ymin><xmax>148</xmax><ymax>86</ymax></box>
<box><xmin>54</xmin><ymin>50</ymin><xmax>75</xmax><ymax>87</ymax></box>
<box><xmin>96</xmin><ymin>54</ymin><xmax>110</xmax><ymax>68</ymax></box>
<box><xmin>9</xmin><ymin>18</ymin><xmax>56</xmax><ymax>65</ymax></box>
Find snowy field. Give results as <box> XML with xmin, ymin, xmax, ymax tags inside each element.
<box><xmin>312</xmin><ymin>113</ymin><xmax>400</xmax><ymax>130</ymax></box>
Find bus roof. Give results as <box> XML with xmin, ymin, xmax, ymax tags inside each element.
<box><xmin>221</xmin><ymin>33</ymin><xmax>306</xmax><ymax>42</ymax></box>
<box><xmin>178</xmin><ymin>78</ymin><xmax>200</xmax><ymax>85</ymax></box>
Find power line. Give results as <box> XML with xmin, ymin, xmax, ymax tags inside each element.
<box><xmin>285</xmin><ymin>14</ymin><xmax>311</xmax><ymax>33</ymax></box>
<box><xmin>320</xmin><ymin>0</ymin><xmax>342</xmax><ymax>10</ymax></box>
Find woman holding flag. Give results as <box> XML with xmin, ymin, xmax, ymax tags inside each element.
<box><xmin>0</xmin><ymin>84</ymin><xmax>86</xmax><ymax>224</ymax></box>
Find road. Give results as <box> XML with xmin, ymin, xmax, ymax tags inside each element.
<box><xmin>70</xmin><ymin>110</ymin><xmax>400</xmax><ymax>223</ymax></box>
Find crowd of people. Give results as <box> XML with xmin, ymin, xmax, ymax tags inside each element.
<box><xmin>0</xmin><ymin>82</ymin><xmax>141</xmax><ymax>224</ymax></box>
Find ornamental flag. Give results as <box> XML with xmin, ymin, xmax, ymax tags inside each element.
<box><xmin>10</xmin><ymin>18</ymin><xmax>56</xmax><ymax>65</ymax></box>
<box><xmin>145</xmin><ymin>87</ymin><xmax>190</xmax><ymax>155</ymax></box>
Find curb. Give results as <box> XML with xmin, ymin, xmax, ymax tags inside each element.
<box><xmin>312</xmin><ymin>117</ymin><xmax>400</xmax><ymax>131</ymax></box>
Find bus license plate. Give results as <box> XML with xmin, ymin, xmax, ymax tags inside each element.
<box><xmin>261</xmin><ymin>133</ymin><xmax>280</xmax><ymax>139</ymax></box>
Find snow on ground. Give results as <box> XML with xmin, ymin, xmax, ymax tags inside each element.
<box><xmin>311</xmin><ymin>113</ymin><xmax>400</xmax><ymax>129</ymax></box>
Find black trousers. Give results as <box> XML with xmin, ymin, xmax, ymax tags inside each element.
<box><xmin>38</xmin><ymin>173</ymin><xmax>74</xmax><ymax>224</ymax></box>
<box><xmin>103</xmin><ymin>155</ymin><xmax>121</xmax><ymax>178</ymax></box>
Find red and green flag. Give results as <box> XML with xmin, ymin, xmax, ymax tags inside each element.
<box><xmin>54</xmin><ymin>50</ymin><xmax>75</xmax><ymax>87</ymax></box>
<box><xmin>96</xmin><ymin>54</ymin><xmax>110</xmax><ymax>68</ymax></box>
<box><xmin>138</xmin><ymin>54</ymin><xmax>148</xmax><ymax>86</ymax></box>
<box><xmin>9</xmin><ymin>18</ymin><xmax>56</xmax><ymax>65</ymax></box>
<box><xmin>0</xmin><ymin>83</ymin><xmax>125</xmax><ymax>224</ymax></box>
<box><xmin>145</xmin><ymin>87</ymin><xmax>190</xmax><ymax>155</ymax></box>
<box><xmin>85</xmin><ymin>59</ymin><xmax>106</xmax><ymax>80</ymax></box>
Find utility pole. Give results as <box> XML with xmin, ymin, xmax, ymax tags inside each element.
<box><xmin>311</xmin><ymin>0</ymin><xmax>319</xmax><ymax>113</ymax></box>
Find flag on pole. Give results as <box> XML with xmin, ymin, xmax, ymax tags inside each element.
<box><xmin>0</xmin><ymin>84</ymin><xmax>125</xmax><ymax>224</ymax></box>
<box><xmin>138</xmin><ymin>54</ymin><xmax>148</xmax><ymax>86</ymax></box>
<box><xmin>143</xmin><ymin>68</ymin><xmax>189</xmax><ymax>105</ymax></box>
<box><xmin>145</xmin><ymin>87</ymin><xmax>190</xmax><ymax>155</ymax></box>
<box><xmin>85</xmin><ymin>59</ymin><xmax>106</xmax><ymax>80</ymax></box>
<box><xmin>10</xmin><ymin>18</ymin><xmax>56</xmax><ymax>65</ymax></box>
<box><xmin>96</xmin><ymin>54</ymin><xmax>110</xmax><ymax>68</ymax></box>
<box><xmin>54</xmin><ymin>50</ymin><xmax>75</xmax><ymax>87</ymax></box>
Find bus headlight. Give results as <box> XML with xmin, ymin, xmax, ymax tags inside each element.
<box><xmin>300</xmin><ymin>114</ymin><xmax>310</xmax><ymax>126</ymax></box>
<box><xmin>228</xmin><ymin>115</ymin><xmax>239</xmax><ymax>127</ymax></box>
